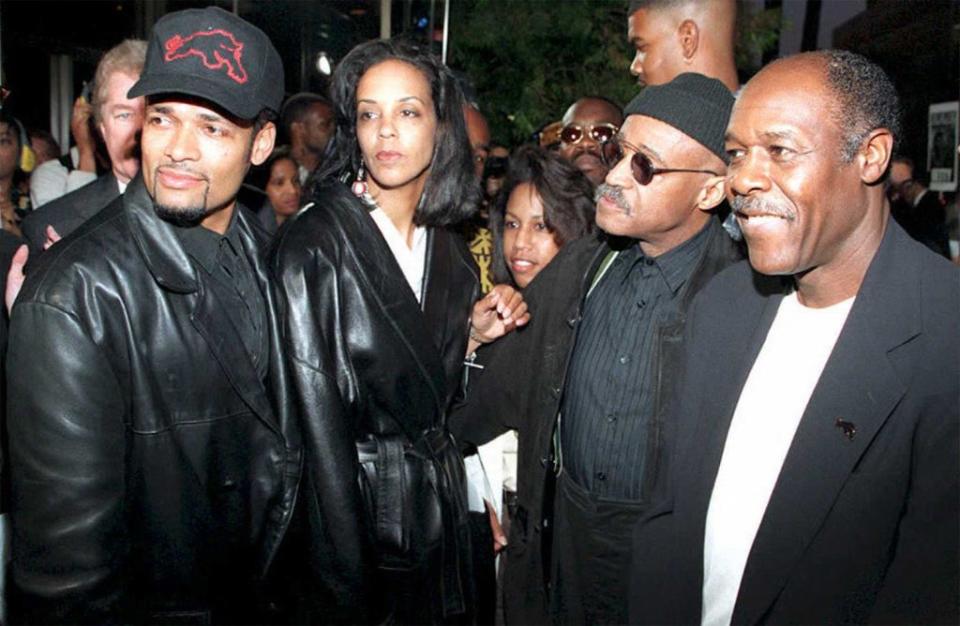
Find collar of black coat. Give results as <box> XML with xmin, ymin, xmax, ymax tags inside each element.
<box><xmin>173</xmin><ymin>204</ymin><xmax>242</xmax><ymax>276</ymax></box>
<box><xmin>123</xmin><ymin>173</ymin><xmax>253</xmax><ymax>293</ymax></box>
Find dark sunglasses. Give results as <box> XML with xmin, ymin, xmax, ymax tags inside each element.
<box><xmin>559</xmin><ymin>122</ymin><xmax>619</xmax><ymax>146</ymax></box>
<box><xmin>601</xmin><ymin>137</ymin><xmax>721</xmax><ymax>186</ymax></box>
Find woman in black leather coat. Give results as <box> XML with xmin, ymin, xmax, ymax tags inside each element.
<box><xmin>270</xmin><ymin>39</ymin><xmax>527</xmax><ymax>624</ymax></box>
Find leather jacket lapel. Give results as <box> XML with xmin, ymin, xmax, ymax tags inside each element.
<box><xmin>189</xmin><ymin>278</ymin><xmax>278</xmax><ymax>434</ymax></box>
<box><xmin>125</xmin><ymin>176</ymin><xmax>279</xmax><ymax>432</ymax></box>
<box><xmin>332</xmin><ymin>188</ymin><xmax>449</xmax><ymax>416</ymax></box>
<box><xmin>125</xmin><ymin>175</ymin><xmax>197</xmax><ymax>294</ymax></box>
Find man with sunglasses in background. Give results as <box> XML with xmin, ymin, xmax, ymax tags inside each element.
<box><xmin>450</xmin><ymin>73</ymin><xmax>741</xmax><ymax>625</ymax></box>
<box><xmin>557</xmin><ymin>97</ymin><xmax>624</xmax><ymax>187</ymax></box>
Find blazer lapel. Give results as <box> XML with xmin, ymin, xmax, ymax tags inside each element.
<box><xmin>732</xmin><ymin>223</ymin><xmax>920</xmax><ymax>625</ymax></box>
<box><xmin>665</xmin><ymin>273</ymin><xmax>786</xmax><ymax>619</ymax></box>
<box><xmin>684</xmin><ymin>285</ymin><xmax>784</xmax><ymax>531</ymax></box>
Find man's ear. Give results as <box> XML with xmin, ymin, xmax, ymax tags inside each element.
<box><xmin>695</xmin><ymin>174</ymin><xmax>726</xmax><ymax>211</ymax></box>
<box><xmin>678</xmin><ymin>19</ymin><xmax>700</xmax><ymax>61</ymax></box>
<box><xmin>859</xmin><ymin>128</ymin><xmax>893</xmax><ymax>185</ymax></box>
<box><xmin>250</xmin><ymin>122</ymin><xmax>277</xmax><ymax>166</ymax></box>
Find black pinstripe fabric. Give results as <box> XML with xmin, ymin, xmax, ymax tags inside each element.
<box><xmin>559</xmin><ymin>225</ymin><xmax>709</xmax><ymax>499</ymax></box>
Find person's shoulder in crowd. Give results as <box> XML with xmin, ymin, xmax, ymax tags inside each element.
<box><xmin>15</xmin><ymin>196</ymin><xmax>130</xmax><ymax>309</ymax></box>
<box><xmin>29</xmin><ymin>155</ymin><xmax>97</xmax><ymax>209</ymax></box>
<box><xmin>274</xmin><ymin>180</ymin><xmax>352</xmax><ymax>246</ymax></box>
<box><xmin>21</xmin><ymin>173</ymin><xmax>117</xmax><ymax>254</ymax></box>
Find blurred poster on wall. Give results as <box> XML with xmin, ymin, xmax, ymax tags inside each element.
<box><xmin>928</xmin><ymin>101</ymin><xmax>958</xmax><ymax>192</ymax></box>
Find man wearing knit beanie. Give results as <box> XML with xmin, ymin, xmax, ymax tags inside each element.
<box><xmin>449</xmin><ymin>72</ymin><xmax>742</xmax><ymax>625</ymax></box>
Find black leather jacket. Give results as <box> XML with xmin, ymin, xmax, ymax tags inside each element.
<box><xmin>270</xmin><ymin>181</ymin><xmax>478</xmax><ymax>623</ymax></box>
<box><xmin>5</xmin><ymin>176</ymin><xmax>302</xmax><ymax>624</ymax></box>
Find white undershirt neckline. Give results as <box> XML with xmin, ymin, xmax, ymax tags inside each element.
<box><xmin>369</xmin><ymin>207</ymin><xmax>428</xmax><ymax>303</ymax></box>
<box><xmin>701</xmin><ymin>291</ymin><xmax>855</xmax><ymax>626</ymax></box>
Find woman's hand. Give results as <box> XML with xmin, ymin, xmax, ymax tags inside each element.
<box><xmin>466</xmin><ymin>284</ymin><xmax>530</xmax><ymax>355</ymax></box>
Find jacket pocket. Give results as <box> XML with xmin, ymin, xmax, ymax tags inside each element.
<box><xmin>356</xmin><ymin>432</ymin><xmax>444</xmax><ymax>570</ymax></box>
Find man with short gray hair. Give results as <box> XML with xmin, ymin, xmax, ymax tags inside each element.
<box><xmin>629</xmin><ymin>50</ymin><xmax>958</xmax><ymax>626</ymax></box>
<box><xmin>23</xmin><ymin>39</ymin><xmax>146</xmax><ymax>255</ymax></box>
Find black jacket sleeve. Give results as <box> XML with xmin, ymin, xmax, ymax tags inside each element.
<box><xmin>6</xmin><ymin>301</ymin><xmax>128</xmax><ymax>624</ymax></box>
<box><xmin>272</xmin><ymin>233</ymin><xmax>378</xmax><ymax>624</ymax></box>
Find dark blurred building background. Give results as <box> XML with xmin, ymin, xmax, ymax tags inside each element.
<box><xmin>754</xmin><ymin>0</ymin><xmax>958</xmax><ymax>184</ymax></box>
<box><xmin>0</xmin><ymin>0</ymin><xmax>451</xmax><ymax>150</ymax></box>
<box><xmin>833</xmin><ymin>0</ymin><xmax>958</xmax><ymax>177</ymax></box>
<box><xmin>1</xmin><ymin>0</ymin><xmax>957</xmax><ymax>181</ymax></box>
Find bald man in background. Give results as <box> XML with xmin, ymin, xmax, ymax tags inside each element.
<box><xmin>628</xmin><ymin>0</ymin><xmax>739</xmax><ymax>92</ymax></box>
<box><xmin>558</xmin><ymin>97</ymin><xmax>624</xmax><ymax>187</ymax></box>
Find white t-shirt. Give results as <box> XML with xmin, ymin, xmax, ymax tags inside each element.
<box><xmin>702</xmin><ymin>292</ymin><xmax>855</xmax><ymax>626</ymax></box>
<box><xmin>369</xmin><ymin>207</ymin><xmax>428</xmax><ymax>303</ymax></box>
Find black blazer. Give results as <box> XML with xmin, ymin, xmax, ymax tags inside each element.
<box><xmin>21</xmin><ymin>172</ymin><xmax>120</xmax><ymax>258</ymax></box>
<box><xmin>629</xmin><ymin>220</ymin><xmax>959</xmax><ymax>625</ymax></box>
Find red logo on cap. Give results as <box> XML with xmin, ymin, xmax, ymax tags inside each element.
<box><xmin>163</xmin><ymin>29</ymin><xmax>248</xmax><ymax>85</ymax></box>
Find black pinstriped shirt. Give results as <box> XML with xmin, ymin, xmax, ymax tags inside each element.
<box><xmin>559</xmin><ymin>223</ymin><xmax>709</xmax><ymax>499</ymax></box>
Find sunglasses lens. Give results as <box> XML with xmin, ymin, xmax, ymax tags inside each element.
<box><xmin>631</xmin><ymin>152</ymin><xmax>654</xmax><ymax>185</ymax></box>
<box><xmin>590</xmin><ymin>125</ymin><xmax>616</xmax><ymax>144</ymax></box>
<box><xmin>560</xmin><ymin>125</ymin><xmax>583</xmax><ymax>145</ymax></box>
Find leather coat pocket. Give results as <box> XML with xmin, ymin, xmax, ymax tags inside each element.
<box><xmin>356</xmin><ymin>432</ymin><xmax>444</xmax><ymax>570</ymax></box>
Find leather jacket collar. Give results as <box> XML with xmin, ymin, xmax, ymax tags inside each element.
<box><xmin>124</xmin><ymin>174</ymin><xmax>262</xmax><ymax>295</ymax></box>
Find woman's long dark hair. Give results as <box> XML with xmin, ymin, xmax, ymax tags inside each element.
<box><xmin>490</xmin><ymin>145</ymin><xmax>596</xmax><ymax>285</ymax></box>
<box><xmin>317</xmin><ymin>38</ymin><xmax>479</xmax><ymax>227</ymax></box>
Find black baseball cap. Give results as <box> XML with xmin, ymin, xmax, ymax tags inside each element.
<box><xmin>128</xmin><ymin>6</ymin><xmax>284</xmax><ymax>120</ymax></box>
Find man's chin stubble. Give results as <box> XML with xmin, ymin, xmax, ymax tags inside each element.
<box><xmin>151</xmin><ymin>177</ymin><xmax>211</xmax><ymax>227</ymax></box>
<box><xmin>154</xmin><ymin>203</ymin><xmax>208</xmax><ymax>227</ymax></box>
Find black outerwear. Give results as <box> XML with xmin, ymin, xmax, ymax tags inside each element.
<box><xmin>628</xmin><ymin>219</ymin><xmax>960</xmax><ymax>625</ymax></box>
<box><xmin>21</xmin><ymin>172</ymin><xmax>119</xmax><ymax>258</ymax></box>
<box><xmin>5</xmin><ymin>175</ymin><xmax>302</xmax><ymax>624</ymax></box>
<box><xmin>448</xmin><ymin>217</ymin><xmax>742</xmax><ymax>624</ymax></box>
<box><xmin>270</xmin><ymin>181</ymin><xmax>479</xmax><ymax>623</ymax></box>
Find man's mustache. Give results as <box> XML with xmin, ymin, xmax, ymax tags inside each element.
<box><xmin>155</xmin><ymin>163</ymin><xmax>210</xmax><ymax>183</ymax></box>
<box><xmin>595</xmin><ymin>183</ymin><xmax>631</xmax><ymax>215</ymax></box>
<box><xmin>573</xmin><ymin>148</ymin><xmax>603</xmax><ymax>164</ymax></box>
<box><xmin>731</xmin><ymin>195</ymin><xmax>796</xmax><ymax>221</ymax></box>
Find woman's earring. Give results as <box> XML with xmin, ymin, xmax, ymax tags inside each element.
<box><xmin>351</xmin><ymin>162</ymin><xmax>368</xmax><ymax>197</ymax></box>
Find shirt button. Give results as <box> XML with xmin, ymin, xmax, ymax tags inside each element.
<box><xmin>644</xmin><ymin>258</ymin><xmax>655</xmax><ymax>266</ymax></box>
<box><xmin>607</xmin><ymin>414</ymin><xmax>617</xmax><ymax>424</ymax></box>
<box><xmin>619</xmin><ymin>355</ymin><xmax>630</xmax><ymax>364</ymax></box>
<box><xmin>596</xmin><ymin>471</ymin><xmax>607</xmax><ymax>481</ymax></box>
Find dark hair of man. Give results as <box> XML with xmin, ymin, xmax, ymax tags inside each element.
<box><xmin>489</xmin><ymin>145</ymin><xmax>596</xmax><ymax>285</ymax></box>
<box><xmin>628</xmin><ymin>0</ymin><xmax>689</xmax><ymax>16</ymax></box>
<box><xmin>0</xmin><ymin>110</ymin><xmax>24</xmax><ymax>155</ymax></box>
<box><xmin>246</xmin><ymin>144</ymin><xmax>296</xmax><ymax>191</ymax></box>
<box><xmin>816</xmin><ymin>50</ymin><xmax>902</xmax><ymax>163</ymax></box>
<box><xmin>280</xmin><ymin>92</ymin><xmax>331</xmax><ymax>136</ymax></box>
<box><xmin>317</xmin><ymin>38</ymin><xmax>479</xmax><ymax>227</ymax></box>
<box><xmin>253</xmin><ymin>108</ymin><xmax>277</xmax><ymax>141</ymax></box>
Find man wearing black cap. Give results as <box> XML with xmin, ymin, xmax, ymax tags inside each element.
<box><xmin>450</xmin><ymin>73</ymin><xmax>742</xmax><ymax>625</ymax></box>
<box><xmin>5</xmin><ymin>7</ymin><xmax>300</xmax><ymax>624</ymax></box>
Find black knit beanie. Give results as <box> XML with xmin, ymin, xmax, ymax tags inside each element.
<box><xmin>623</xmin><ymin>73</ymin><xmax>734</xmax><ymax>162</ymax></box>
